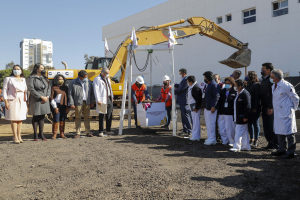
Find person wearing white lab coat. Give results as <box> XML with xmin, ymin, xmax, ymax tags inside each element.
<box><xmin>270</xmin><ymin>69</ymin><xmax>299</xmax><ymax>159</ymax></box>
<box><xmin>93</xmin><ymin>67</ymin><xmax>114</xmax><ymax>137</ymax></box>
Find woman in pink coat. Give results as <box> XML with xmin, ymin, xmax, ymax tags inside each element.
<box><xmin>2</xmin><ymin>65</ymin><xmax>28</xmax><ymax>144</ymax></box>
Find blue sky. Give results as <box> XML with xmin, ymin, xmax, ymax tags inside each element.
<box><xmin>0</xmin><ymin>0</ymin><xmax>167</xmax><ymax>70</ymax></box>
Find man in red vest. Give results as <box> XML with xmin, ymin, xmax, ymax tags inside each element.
<box><xmin>132</xmin><ymin>76</ymin><xmax>150</xmax><ymax>128</ymax></box>
<box><xmin>156</xmin><ymin>75</ymin><xmax>172</xmax><ymax>130</ymax></box>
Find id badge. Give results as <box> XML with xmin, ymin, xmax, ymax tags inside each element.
<box><xmin>202</xmin><ymin>93</ymin><xmax>205</xmax><ymax>98</ymax></box>
<box><xmin>224</xmin><ymin>102</ymin><xmax>228</xmax><ymax>108</ymax></box>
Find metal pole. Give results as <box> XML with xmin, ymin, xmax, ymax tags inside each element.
<box><xmin>118</xmin><ymin>48</ymin><xmax>131</xmax><ymax>135</ymax></box>
<box><xmin>171</xmin><ymin>50</ymin><xmax>177</xmax><ymax>136</ymax></box>
<box><xmin>128</xmin><ymin>46</ymin><xmax>132</xmax><ymax>128</ymax></box>
<box><xmin>150</xmin><ymin>53</ymin><xmax>153</xmax><ymax>97</ymax></box>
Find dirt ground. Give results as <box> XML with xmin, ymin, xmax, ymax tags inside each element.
<box><xmin>0</xmin><ymin>117</ymin><xmax>300</xmax><ymax>200</ymax></box>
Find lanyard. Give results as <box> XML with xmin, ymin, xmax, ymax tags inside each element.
<box><xmin>225</xmin><ymin>90</ymin><xmax>230</xmax><ymax>101</ymax></box>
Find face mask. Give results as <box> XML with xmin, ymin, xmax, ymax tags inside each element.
<box><xmin>234</xmin><ymin>86</ymin><xmax>238</xmax><ymax>91</ymax></box>
<box><xmin>58</xmin><ymin>80</ymin><xmax>64</xmax><ymax>85</ymax></box>
<box><xmin>13</xmin><ymin>70</ymin><xmax>21</xmax><ymax>75</ymax></box>
<box><xmin>41</xmin><ymin>70</ymin><xmax>46</xmax><ymax>75</ymax></box>
<box><xmin>245</xmin><ymin>76</ymin><xmax>249</xmax><ymax>81</ymax></box>
<box><xmin>230</xmin><ymin>74</ymin><xmax>234</xmax><ymax>78</ymax></box>
<box><xmin>105</xmin><ymin>74</ymin><xmax>109</xmax><ymax>79</ymax></box>
<box><xmin>83</xmin><ymin>78</ymin><xmax>88</xmax><ymax>82</ymax></box>
<box><xmin>204</xmin><ymin>79</ymin><xmax>208</xmax><ymax>84</ymax></box>
<box><xmin>261</xmin><ymin>70</ymin><xmax>265</xmax><ymax>76</ymax></box>
<box><xmin>163</xmin><ymin>82</ymin><xmax>168</xmax><ymax>86</ymax></box>
<box><xmin>270</xmin><ymin>79</ymin><xmax>274</xmax><ymax>84</ymax></box>
<box><xmin>225</xmin><ymin>84</ymin><xmax>231</xmax><ymax>89</ymax></box>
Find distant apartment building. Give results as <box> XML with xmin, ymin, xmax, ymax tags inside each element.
<box><xmin>20</xmin><ymin>38</ymin><xmax>53</xmax><ymax>69</ymax></box>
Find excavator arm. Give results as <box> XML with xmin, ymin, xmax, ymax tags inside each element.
<box><xmin>108</xmin><ymin>17</ymin><xmax>251</xmax><ymax>95</ymax></box>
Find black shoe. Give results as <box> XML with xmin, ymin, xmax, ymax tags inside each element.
<box><xmin>262</xmin><ymin>143</ymin><xmax>274</xmax><ymax>150</ymax></box>
<box><xmin>281</xmin><ymin>154</ymin><xmax>295</xmax><ymax>159</ymax></box>
<box><xmin>271</xmin><ymin>151</ymin><xmax>286</xmax><ymax>156</ymax></box>
<box><xmin>251</xmin><ymin>140</ymin><xmax>259</xmax><ymax>147</ymax></box>
<box><xmin>249</xmin><ymin>140</ymin><xmax>254</xmax><ymax>145</ymax></box>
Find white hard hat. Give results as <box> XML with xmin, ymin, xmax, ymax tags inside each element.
<box><xmin>163</xmin><ymin>75</ymin><xmax>170</xmax><ymax>81</ymax></box>
<box><xmin>136</xmin><ymin>76</ymin><xmax>144</xmax><ymax>84</ymax></box>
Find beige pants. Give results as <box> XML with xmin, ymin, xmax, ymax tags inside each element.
<box><xmin>75</xmin><ymin>102</ymin><xmax>90</xmax><ymax>135</ymax></box>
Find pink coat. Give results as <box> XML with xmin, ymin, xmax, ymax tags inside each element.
<box><xmin>2</xmin><ymin>76</ymin><xmax>27</xmax><ymax>101</ymax></box>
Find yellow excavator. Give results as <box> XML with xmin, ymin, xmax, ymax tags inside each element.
<box><xmin>47</xmin><ymin>17</ymin><xmax>251</xmax><ymax>99</ymax></box>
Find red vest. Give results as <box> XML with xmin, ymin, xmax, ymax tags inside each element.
<box><xmin>161</xmin><ymin>86</ymin><xmax>172</xmax><ymax>107</ymax></box>
<box><xmin>132</xmin><ymin>83</ymin><xmax>146</xmax><ymax>102</ymax></box>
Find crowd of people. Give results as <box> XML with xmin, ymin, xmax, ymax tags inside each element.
<box><xmin>1</xmin><ymin>62</ymin><xmax>299</xmax><ymax>159</ymax></box>
<box><xmin>173</xmin><ymin>63</ymin><xmax>299</xmax><ymax>159</ymax></box>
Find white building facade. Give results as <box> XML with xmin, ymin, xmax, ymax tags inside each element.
<box><xmin>103</xmin><ymin>0</ymin><xmax>300</xmax><ymax>85</ymax></box>
<box><xmin>20</xmin><ymin>39</ymin><xmax>53</xmax><ymax>69</ymax></box>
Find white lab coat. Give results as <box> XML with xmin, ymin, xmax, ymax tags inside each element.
<box><xmin>93</xmin><ymin>75</ymin><xmax>114</xmax><ymax>114</ymax></box>
<box><xmin>272</xmin><ymin>79</ymin><xmax>299</xmax><ymax>135</ymax></box>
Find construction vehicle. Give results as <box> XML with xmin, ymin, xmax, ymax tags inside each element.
<box><xmin>46</xmin><ymin>17</ymin><xmax>251</xmax><ymax>99</ymax></box>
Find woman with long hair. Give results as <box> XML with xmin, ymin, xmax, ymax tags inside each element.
<box><xmin>28</xmin><ymin>63</ymin><xmax>51</xmax><ymax>141</ymax></box>
<box><xmin>245</xmin><ymin>71</ymin><xmax>261</xmax><ymax>147</ymax></box>
<box><xmin>2</xmin><ymin>65</ymin><xmax>28</xmax><ymax>143</ymax></box>
<box><xmin>50</xmin><ymin>74</ymin><xmax>69</xmax><ymax>139</ymax></box>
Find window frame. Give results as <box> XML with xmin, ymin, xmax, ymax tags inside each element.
<box><xmin>272</xmin><ymin>0</ymin><xmax>288</xmax><ymax>17</ymax></box>
<box><xmin>226</xmin><ymin>14</ymin><xmax>232</xmax><ymax>22</ymax></box>
<box><xmin>217</xmin><ymin>16</ymin><xmax>223</xmax><ymax>24</ymax></box>
<box><xmin>243</xmin><ymin>8</ymin><xmax>256</xmax><ymax>25</ymax></box>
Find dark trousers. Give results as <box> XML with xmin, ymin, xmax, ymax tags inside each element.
<box><xmin>277</xmin><ymin>134</ymin><xmax>296</xmax><ymax>155</ymax></box>
<box><xmin>166</xmin><ymin>106</ymin><xmax>172</xmax><ymax>126</ymax></box>
<box><xmin>248</xmin><ymin>108</ymin><xmax>261</xmax><ymax>140</ymax></box>
<box><xmin>99</xmin><ymin>98</ymin><xmax>113</xmax><ymax>132</ymax></box>
<box><xmin>261</xmin><ymin>106</ymin><xmax>278</xmax><ymax>147</ymax></box>
<box><xmin>133</xmin><ymin>102</ymin><xmax>138</xmax><ymax>125</ymax></box>
<box><xmin>215</xmin><ymin>114</ymin><xmax>221</xmax><ymax>140</ymax></box>
<box><xmin>51</xmin><ymin>103</ymin><xmax>66</xmax><ymax>122</ymax></box>
<box><xmin>180</xmin><ymin>104</ymin><xmax>191</xmax><ymax>133</ymax></box>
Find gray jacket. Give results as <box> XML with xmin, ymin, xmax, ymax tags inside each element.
<box><xmin>28</xmin><ymin>75</ymin><xmax>51</xmax><ymax>116</ymax></box>
<box><xmin>69</xmin><ymin>78</ymin><xmax>95</xmax><ymax>106</ymax></box>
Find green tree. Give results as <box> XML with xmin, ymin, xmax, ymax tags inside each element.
<box><xmin>84</xmin><ymin>54</ymin><xmax>97</xmax><ymax>64</ymax></box>
<box><xmin>27</xmin><ymin>65</ymin><xmax>55</xmax><ymax>73</ymax></box>
<box><xmin>5</xmin><ymin>61</ymin><xmax>15</xmax><ymax>69</ymax></box>
<box><xmin>0</xmin><ymin>69</ymin><xmax>31</xmax><ymax>88</ymax></box>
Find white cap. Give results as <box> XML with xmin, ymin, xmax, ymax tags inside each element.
<box><xmin>163</xmin><ymin>75</ymin><xmax>170</xmax><ymax>81</ymax></box>
<box><xmin>136</xmin><ymin>76</ymin><xmax>144</xmax><ymax>84</ymax></box>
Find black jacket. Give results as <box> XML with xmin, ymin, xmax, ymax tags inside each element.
<box><xmin>246</xmin><ymin>82</ymin><xmax>261</xmax><ymax>111</ymax></box>
<box><xmin>260</xmin><ymin>75</ymin><xmax>273</xmax><ymax>109</ymax></box>
<box><xmin>191</xmin><ymin>84</ymin><xmax>202</xmax><ymax>110</ymax></box>
<box><xmin>217</xmin><ymin>87</ymin><xmax>236</xmax><ymax>115</ymax></box>
<box><xmin>234</xmin><ymin>89</ymin><xmax>251</xmax><ymax>124</ymax></box>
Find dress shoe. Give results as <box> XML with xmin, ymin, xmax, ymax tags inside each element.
<box><xmin>86</xmin><ymin>133</ymin><xmax>93</xmax><ymax>137</ymax></box>
<box><xmin>271</xmin><ymin>151</ymin><xmax>286</xmax><ymax>156</ymax></box>
<box><xmin>262</xmin><ymin>143</ymin><xmax>275</xmax><ymax>150</ymax></box>
<box><xmin>249</xmin><ymin>140</ymin><xmax>254</xmax><ymax>145</ymax></box>
<box><xmin>281</xmin><ymin>154</ymin><xmax>295</xmax><ymax>159</ymax></box>
<box><xmin>229</xmin><ymin>148</ymin><xmax>240</xmax><ymax>152</ymax></box>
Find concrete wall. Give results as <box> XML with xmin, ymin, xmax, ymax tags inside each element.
<box><xmin>103</xmin><ymin>0</ymin><xmax>300</xmax><ymax>86</ymax></box>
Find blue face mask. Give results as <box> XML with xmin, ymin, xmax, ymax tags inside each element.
<box><xmin>225</xmin><ymin>84</ymin><xmax>231</xmax><ymax>89</ymax></box>
<box><xmin>245</xmin><ymin>76</ymin><xmax>249</xmax><ymax>81</ymax></box>
<box><xmin>270</xmin><ymin>79</ymin><xmax>274</xmax><ymax>84</ymax></box>
<box><xmin>230</xmin><ymin>74</ymin><xmax>234</xmax><ymax>78</ymax></box>
<box><xmin>83</xmin><ymin>78</ymin><xmax>88</xmax><ymax>82</ymax></box>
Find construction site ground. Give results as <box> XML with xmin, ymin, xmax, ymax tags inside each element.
<box><xmin>0</xmin><ymin>116</ymin><xmax>299</xmax><ymax>199</ymax></box>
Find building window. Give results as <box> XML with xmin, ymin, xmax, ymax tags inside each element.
<box><xmin>273</xmin><ymin>0</ymin><xmax>288</xmax><ymax>17</ymax></box>
<box><xmin>226</xmin><ymin>14</ymin><xmax>232</xmax><ymax>22</ymax></box>
<box><xmin>243</xmin><ymin>8</ymin><xmax>256</xmax><ymax>24</ymax></box>
<box><xmin>217</xmin><ymin>17</ymin><xmax>222</xmax><ymax>24</ymax></box>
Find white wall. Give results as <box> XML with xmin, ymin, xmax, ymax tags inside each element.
<box><xmin>103</xmin><ymin>0</ymin><xmax>300</xmax><ymax>85</ymax></box>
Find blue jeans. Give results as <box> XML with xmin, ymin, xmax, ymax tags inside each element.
<box><xmin>248</xmin><ymin>108</ymin><xmax>261</xmax><ymax>140</ymax></box>
<box><xmin>51</xmin><ymin>103</ymin><xmax>67</xmax><ymax>122</ymax></box>
<box><xmin>0</xmin><ymin>102</ymin><xmax>5</xmax><ymax>117</ymax></box>
<box><xmin>180</xmin><ymin>104</ymin><xmax>191</xmax><ymax>133</ymax></box>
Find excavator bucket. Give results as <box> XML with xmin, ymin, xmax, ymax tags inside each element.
<box><xmin>219</xmin><ymin>49</ymin><xmax>252</xmax><ymax>69</ymax></box>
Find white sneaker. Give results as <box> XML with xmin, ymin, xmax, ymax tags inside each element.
<box><xmin>204</xmin><ymin>141</ymin><xmax>217</xmax><ymax>146</ymax></box>
<box><xmin>229</xmin><ymin>143</ymin><xmax>234</xmax><ymax>147</ymax></box>
<box><xmin>99</xmin><ymin>132</ymin><xmax>107</xmax><ymax>137</ymax></box>
<box><xmin>229</xmin><ymin>148</ymin><xmax>240</xmax><ymax>152</ymax></box>
<box><xmin>241</xmin><ymin>148</ymin><xmax>251</xmax><ymax>151</ymax></box>
<box><xmin>189</xmin><ymin>138</ymin><xmax>200</xmax><ymax>141</ymax></box>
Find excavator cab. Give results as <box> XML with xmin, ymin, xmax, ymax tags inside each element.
<box><xmin>219</xmin><ymin>48</ymin><xmax>252</xmax><ymax>69</ymax></box>
<box><xmin>85</xmin><ymin>57</ymin><xmax>112</xmax><ymax>70</ymax></box>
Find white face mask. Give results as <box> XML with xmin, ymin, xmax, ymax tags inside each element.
<box><xmin>13</xmin><ymin>70</ymin><xmax>22</xmax><ymax>75</ymax></box>
<box><xmin>105</xmin><ymin>74</ymin><xmax>109</xmax><ymax>79</ymax></box>
<box><xmin>234</xmin><ymin>86</ymin><xmax>238</xmax><ymax>91</ymax></box>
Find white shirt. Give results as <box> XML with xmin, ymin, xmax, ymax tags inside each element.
<box><xmin>50</xmin><ymin>94</ymin><xmax>61</xmax><ymax>109</ymax></box>
<box><xmin>79</xmin><ymin>79</ymin><xmax>87</xmax><ymax>101</ymax></box>
<box><xmin>187</xmin><ymin>81</ymin><xmax>197</xmax><ymax>105</ymax></box>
